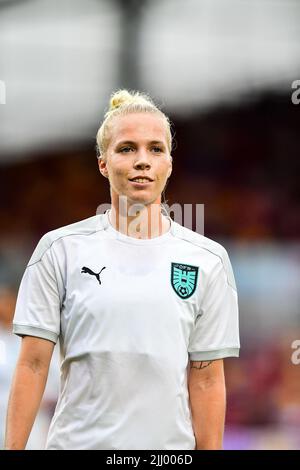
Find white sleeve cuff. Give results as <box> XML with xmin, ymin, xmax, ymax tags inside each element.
<box><xmin>13</xmin><ymin>323</ymin><xmax>58</xmax><ymax>344</ymax></box>
<box><xmin>189</xmin><ymin>347</ymin><xmax>240</xmax><ymax>361</ymax></box>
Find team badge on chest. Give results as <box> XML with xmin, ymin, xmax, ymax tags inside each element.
<box><xmin>171</xmin><ymin>263</ymin><xmax>199</xmax><ymax>299</ymax></box>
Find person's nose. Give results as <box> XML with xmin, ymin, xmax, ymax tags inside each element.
<box><xmin>133</xmin><ymin>147</ymin><xmax>151</xmax><ymax>170</ymax></box>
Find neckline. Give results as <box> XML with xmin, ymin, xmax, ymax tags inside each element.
<box><xmin>100</xmin><ymin>210</ymin><xmax>175</xmax><ymax>245</ymax></box>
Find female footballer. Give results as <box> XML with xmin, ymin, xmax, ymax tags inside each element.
<box><xmin>5</xmin><ymin>90</ymin><xmax>240</xmax><ymax>450</ymax></box>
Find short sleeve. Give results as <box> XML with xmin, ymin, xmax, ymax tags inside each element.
<box><xmin>12</xmin><ymin>236</ymin><xmax>61</xmax><ymax>344</ymax></box>
<box><xmin>188</xmin><ymin>250</ymin><xmax>240</xmax><ymax>361</ymax></box>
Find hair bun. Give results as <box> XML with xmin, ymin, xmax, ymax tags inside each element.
<box><xmin>109</xmin><ymin>90</ymin><xmax>133</xmax><ymax>111</ymax></box>
<box><xmin>109</xmin><ymin>89</ymin><xmax>154</xmax><ymax>112</ymax></box>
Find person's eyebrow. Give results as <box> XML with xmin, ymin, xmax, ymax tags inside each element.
<box><xmin>115</xmin><ymin>140</ymin><xmax>166</xmax><ymax>148</ymax></box>
<box><xmin>115</xmin><ymin>140</ymin><xmax>136</xmax><ymax>147</ymax></box>
<box><xmin>149</xmin><ymin>140</ymin><xmax>166</xmax><ymax>147</ymax></box>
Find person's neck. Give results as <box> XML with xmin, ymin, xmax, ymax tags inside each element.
<box><xmin>108</xmin><ymin>203</ymin><xmax>170</xmax><ymax>239</ymax></box>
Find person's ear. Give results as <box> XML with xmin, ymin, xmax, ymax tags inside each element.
<box><xmin>98</xmin><ymin>157</ymin><xmax>109</xmax><ymax>179</ymax></box>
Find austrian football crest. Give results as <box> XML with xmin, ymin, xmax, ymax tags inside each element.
<box><xmin>171</xmin><ymin>263</ymin><xmax>199</xmax><ymax>299</ymax></box>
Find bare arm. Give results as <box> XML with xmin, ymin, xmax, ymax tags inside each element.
<box><xmin>188</xmin><ymin>359</ymin><xmax>226</xmax><ymax>450</ymax></box>
<box><xmin>5</xmin><ymin>336</ymin><xmax>55</xmax><ymax>450</ymax></box>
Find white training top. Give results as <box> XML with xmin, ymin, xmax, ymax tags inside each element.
<box><xmin>13</xmin><ymin>211</ymin><xmax>240</xmax><ymax>450</ymax></box>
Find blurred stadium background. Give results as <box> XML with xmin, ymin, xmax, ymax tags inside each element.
<box><xmin>1</xmin><ymin>0</ymin><xmax>300</xmax><ymax>450</ymax></box>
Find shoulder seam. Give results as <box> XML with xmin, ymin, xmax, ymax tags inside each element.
<box><xmin>27</xmin><ymin>227</ymin><xmax>105</xmax><ymax>268</ymax></box>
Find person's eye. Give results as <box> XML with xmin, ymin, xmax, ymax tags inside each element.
<box><xmin>151</xmin><ymin>146</ymin><xmax>163</xmax><ymax>153</ymax></box>
<box><xmin>119</xmin><ymin>146</ymin><xmax>134</xmax><ymax>153</ymax></box>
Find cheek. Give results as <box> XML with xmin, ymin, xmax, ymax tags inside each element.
<box><xmin>113</xmin><ymin>168</ymin><xmax>125</xmax><ymax>178</ymax></box>
<box><xmin>157</xmin><ymin>163</ymin><xmax>171</xmax><ymax>181</ymax></box>
<box><xmin>108</xmin><ymin>165</ymin><xmax>129</xmax><ymax>188</ymax></box>
<box><xmin>106</xmin><ymin>156</ymin><xmax>127</xmax><ymax>179</ymax></box>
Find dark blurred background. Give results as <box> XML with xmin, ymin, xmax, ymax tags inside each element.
<box><xmin>1</xmin><ymin>0</ymin><xmax>300</xmax><ymax>449</ymax></box>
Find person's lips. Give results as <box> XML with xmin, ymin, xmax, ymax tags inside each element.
<box><xmin>129</xmin><ymin>176</ymin><xmax>154</xmax><ymax>183</ymax></box>
<box><xmin>128</xmin><ymin>176</ymin><xmax>154</xmax><ymax>186</ymax></box>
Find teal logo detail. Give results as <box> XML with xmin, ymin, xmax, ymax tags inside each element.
<box><xmin>171</xmin><ymin>263</ymin><xmax>199</xmax><ymax>299</ymax></box>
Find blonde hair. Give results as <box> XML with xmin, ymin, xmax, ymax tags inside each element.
<box><xmin>96</xmin><ymin>89</ymin><xmax>172</xmax><ymax>160</ymax></box>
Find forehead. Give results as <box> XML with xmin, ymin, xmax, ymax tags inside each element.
<box><xmin>108</xmin><ymin>112</ymin><xmax>168</xmax><ymax>145</ymax></box>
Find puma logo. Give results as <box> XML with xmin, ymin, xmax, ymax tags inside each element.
<box><xmin>81</xmin><ymin>266</ymin><xmax>106</xmax><ymax>285</ymax></box>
